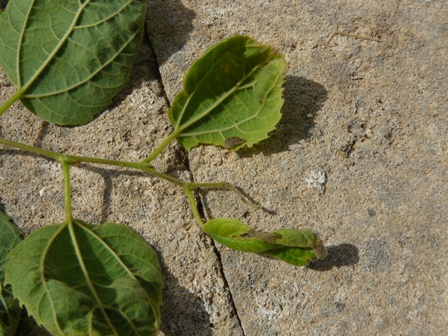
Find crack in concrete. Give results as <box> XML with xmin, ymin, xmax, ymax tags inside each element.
<box><xmin>194</xmin><ymin>188</ymin><xmax>245</xmax><ymax>335</ymax></box>
<box><xmin>208</xmin><ymin>238</ymin><xmax>246</xmax><ymax>336</ymax></box>
<box><xmin>143</xmin><ymin>28</ymin><xmax>171</xmax><ymax>110</ymax></box>
<box><xmin>144</xmin><ymin>28</ymin><xmax>245</xmax><ymax>335</ymax></box>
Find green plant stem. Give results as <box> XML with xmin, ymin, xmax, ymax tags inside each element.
<box><xmin>183</xmin><ymin>186</ymin><xmax>204</xmax><ymax>228</ymax></box>
<box><xmin>141</xmin><ymin>168</ymin><xmax>260</xmax><ymax>209</ymax></box>
<box><xmin>61</xmin><ymin>162</ymin><xmax>73</xmax><ymax>221</ymax></box>
<box><xmin>0</xmin><ymin>136</ymin><xmax>260</xmax><ymax>219</ymax></box>
<box><xmin>188</xmin><ymin>181</ymin><xmax>261</xmax><ymax>210</ymax></box>
<box><xmin>0</xmin><ymin>137</ymin><xmax>64</xmax><ymax>161</ymax></box>
<box><xmin>142</xmin><ymin>130</ymin><xmax>180</xmax><ymax>163</ymax></box>
<box><xmin>0</xmin><ymin>137</ymin><xmax>142</xmax><ymax>169</ymax></box>
<box><xmin>0</xmin><ymin>90</ymin><xmax>23</xmax><ymax>118</ymax></box>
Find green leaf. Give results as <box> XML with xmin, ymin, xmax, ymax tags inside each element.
<box><xmin>168</xmin><ymin>35</ymin><xmax>286</xmax><ymax>151</ymax></box>
<box><xmin>0</xmin><ymin>210</ymin><xmax>22</xmax><ymax>336</ymax></box>
<box><xmin>260</xmin><ymin>228</ymin><xmax>327</xmax><ymax>266</ymax></box>
<box><xmin>259</xmin><ymin>247</ymin><xmax>317</xmax><ymax>266</ymax></box>
<box><xmin>203</xmin><ymin>218</ymin><xmax>279</xmax><ymax>252</ymax></box>
<box><xmin>5</xmin><ymin>219</ymin><xmax>163</xmax><ymax>336</ymax></box>
<box><xmin>203</xmin><ymin>218</ymin><xmax>327</xmax><ymax>266</ymax></box>
<box><xmin>272</xmin><ymin>228</ymin><xmax>328</xmax><ymax>259</ymax></box>
<box><xmin>0</xmin><ymin>0</ymin><xmax>146</xmax><ymax>125</ymax></box>
<box><xmin>0</xmin><ymin>211</ymin><xmax>22</xmax><ymax>279</ymax></box>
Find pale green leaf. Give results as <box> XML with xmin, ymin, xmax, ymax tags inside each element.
<box><xmin>168</xmin><ymin>35</ymin><xmax>286</xmax><ymax>151</ymax></box>
<box><xmin>5</xmin><ymin>219</ymin><xmax>163</xmax><ymax>336</ymax></box>
<box><xmin>259</xmin><ymin>247</ymin><xmax>317</xmax><ymax>266</ymax></box>
<box><xmin>272</xmin><ymin>228</ymin><xmax>328</xmax><ymax>259</ymax></box>
<box><xmin>203</xmin><ymin>218</ymin><xmax>327</xmax><ymax>266</ymax></box>
<box><xmin>0</xmin><ymin>0</ymin><xmax>146</xmax><ymax>125</ymax></box>
<box><xmin>203</xmin><ymin>218</ymin><xmax>279</xmax><ymax>252</ymax></box>
<box><xmin>0</xmin><ymin>210</ymin><xmax>22</xmax><ymax>336</ymax></box>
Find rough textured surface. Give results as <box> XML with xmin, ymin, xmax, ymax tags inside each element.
<box><xmin>1</xmin><ymin>0</ymin><xmax>447</xmax><ymax>335</ymax></box>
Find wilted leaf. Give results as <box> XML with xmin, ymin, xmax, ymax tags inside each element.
<box><xmin>0</xmin><ymin>0</ymin><xmax>146</xmax><ymax>125</ymax></box>
<box><xmin>273</xmin><ymin>228</ymin><xmax>328</xmax><ymax>260</ymax></box>
<box><xmin>5</xmin><ymin>219</ymin><xmax>163</xmax><ymax>336</ymax></box>
<box><xmin>203</xmin><ymin>218</ymin><xmax>279</xmax><ymax>252</ymax></box>
<box><xmin>0</xmin><ymin>210</ymin><xmax>22</xmax><ymax>336</ymax></box>
<box><xmin>168</xmin><ymin>35</ymin><xmax>286</xmax><ymax>150</ymax></box>
<box><xmin>258</xmin><ymin>246</ymin><xmax>317</xmax><ymax>266</ymax></box>
<box><xmin>203</xmin><ymin>218</ymin><xmax>327</xmax><ymax>266</ymax></box>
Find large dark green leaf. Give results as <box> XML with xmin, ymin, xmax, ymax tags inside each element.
<box><xmin>0</xmin><ymin>210</ymin><xmax>22</xmax><ymax>336</ymax></box>
<box><xmin>168</xmin><ymin>35</ymin><xmax>286</xmax><ymax>151</ymax></box>
<box><xmin>5</xmin><ymin>219</ymin><xmax>163</xmax><ymax>336</ymax></box>
<box><xmin>203</xmin><ymin>218</ymin><xmax>327</xmax><ymax>266</ymax></box>
<box><xmin>0</xmin><ymin>0</ymin><xmax>146</xmax><ymax>125</ymax></box>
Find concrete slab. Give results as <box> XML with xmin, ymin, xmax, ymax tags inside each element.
<box><xmin>1</xmin><ymin>37</ymin><xmax>239</xmax><ymax>335</ymax></box>
<box><xmin>0</xmin><ymin>0</ymin><xmax>446</xmax><ymax>335</ymax></box>
<box><xmin>148</xmin><ymin>0</ymin><xmax>447</xmax><ymax>335</ymax></box>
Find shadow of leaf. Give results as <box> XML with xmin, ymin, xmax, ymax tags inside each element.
<box><xmin>14</xmin><ymin>311</ymin><xmax>52</xmax><ymax>336</ymax></box>
<box><xmin>145</xmin><ymin>0</ymin><xmax>196</xmax><ymax>65</ymax></box>
<box><xmin>307</xmin><ymin>244</ymin><xmax>359</xmax><ymax>271</ymax></box>
<box><xmin>238</xmin><ymin>75</ymin><xmax>328</xmax><ymax>157</ymax></box>
<box><xmin>159</xmin><ymin>261</ymin><xmax>213</xmax><ymax>336</ymax></box>
<box><xmin>0</xmin><ymin>0</ymin><xmax>8</xmax><ymax>11</ymax></box>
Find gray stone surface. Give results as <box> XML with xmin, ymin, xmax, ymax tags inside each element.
<box><xmin>1</xmin><ymin>0</ymin><xmax>447</xmax><ymax>335</ymax></box>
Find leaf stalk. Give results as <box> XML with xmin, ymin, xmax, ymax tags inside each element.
<box><xmin>61</xmin><ymin>162</ymin><xmax>73</xmax><ymax>222</ymax></box>
<box><xmin>0</xmin><ymin>137</ymin><xmax>260</xmax><ymax>227</ymax></box>
<box><xmin>183</xmin><ymin>186</ymin><xmax>204</xmax><ymax>228</ymax></box>
<box><xmin>0</xmin><ymin>90</ymin><xmax>23</xmax><ymax>117</ymax></box>
<box><xmin>142</xmin><ymin>129</ymin><xmax>180</xmax><ymax>163</ymax></box>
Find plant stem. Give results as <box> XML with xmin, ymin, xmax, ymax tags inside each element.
<box><xmin>140</xmin><ymin>165</ymin><xmax>187</xmax><ymax>187</ymax></box>
<box><xmin>67</xmin><ymin>154</ymin><xmax>143</xmax><ymax>170</ymax></box>
<box><xmin>187</xmin><ymin>181</ymin><xmax>261</xmax><ymax>210</ymax></box>
<box><xmin>183</xmin><ymin>186</ymin><xmax>204</xmax><ymax>228</ymax></box>
<box><xmin>0</xmin><ymin>90</ymin><xmax>23</xmax><ymax>117</ymax></box>
<box><xmin>141</xmin><ymin>167</ymin><xmax>260</xmax><ymax>209</ymax></box>
<box><xmin>61</xmin><ymin>162</ymin><xmax>73</xmax><ymax>221</ymax></box>
<box><xmin>0</xmin><ymin>136</ymin><xmax>261</xmax><ymax>224</ymax></box>
<box><xmin>142</xmin><ymin>130</ymin><xmax>179</xmax><ymax>163</ymax></box>
<box><xmin>0</xmin><ymin>137</ymin><xmax>142</xmax><ymax>169</ymax></box>
<box><xmin>0</xmin><ymin>137</ymin><xmax>64</xmax><ymax>161</ymax></box>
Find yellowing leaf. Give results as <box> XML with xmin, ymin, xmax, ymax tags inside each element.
<box><xmin>0</xmin><ymin>0</ymin><xmax>146</xmax><ymax>125</ymax></box>
<box><xmin>168</xmin><ymin>35</ymin><xmax>286</xmax><ymax>150</ymax></box>
<box><xmin>203</xmin><ymin>218</ymin><xmax>279</xmax><ymax>252</ymax></box>
<box><xmin>259</xmin><ymin>247</ymin><xmax>317</xmax><ymax>266</ymax></box>
<box><xmin>203</xmin><ymin>218</ymin><xmax>327</xmax><ymax>266</ymax></box>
